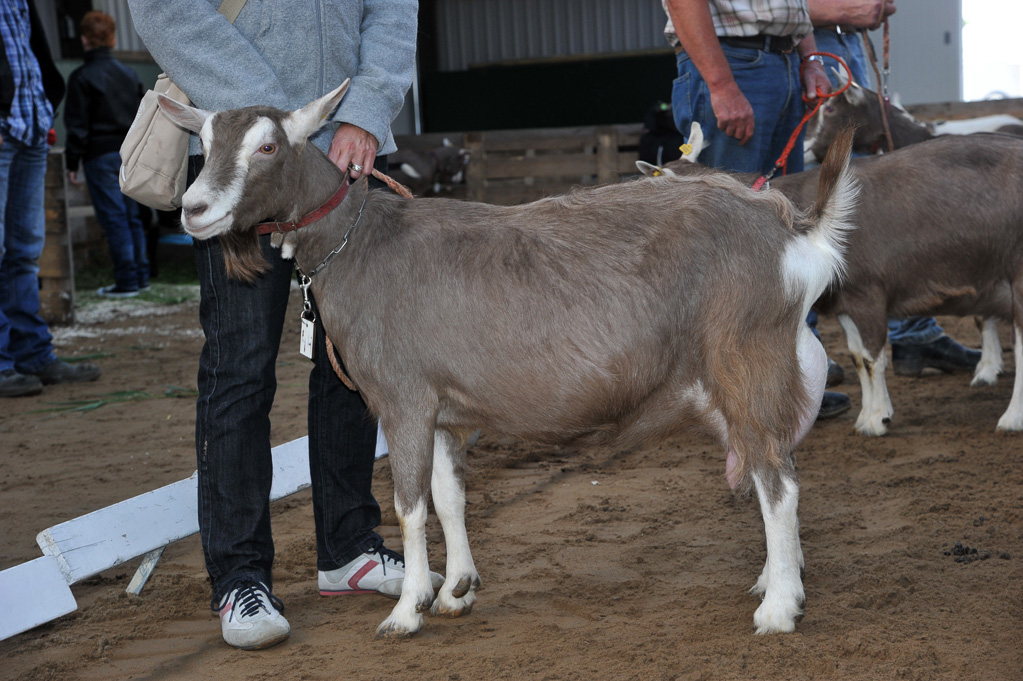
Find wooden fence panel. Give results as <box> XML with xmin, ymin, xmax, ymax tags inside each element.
<box><xmin>40</xmin><ymin>151</ymin><xmax>75</xmax><ymax>325</ymax></box>
<box><xmin>414</xmin><ymin>123</ymin><xmax>644</xmax><ymax>205</ymax></box>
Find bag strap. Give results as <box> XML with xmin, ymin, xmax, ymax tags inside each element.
<box><xmin>217</xmin><ymin>0</ymin><xmax>249</xmax><ymax>23</ymax></box>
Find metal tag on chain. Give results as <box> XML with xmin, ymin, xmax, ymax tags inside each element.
<box><xmin>298</xmin><ymin>272</ymin><xmax>315</xmax><ymax>360</ymax></box>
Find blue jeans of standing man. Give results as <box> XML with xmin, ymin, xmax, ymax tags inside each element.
<box><xmin>672</xmin><ymin>43</ymin><xmax>806</xmax><ymax>174</ymax></box>
<box><xmin>83</xmin><ymin>151</ymin><xmax>149</xmax><ymax>291</ymax></box>
<box><xmin>190</xmin><ymin>156</ymin><xmax>383</xmax><ymax>608</ymax></box>
<box><xmin>0</xmin><ymin>135</ymin><xmax>57</xmax><ymax>374</ymax></box>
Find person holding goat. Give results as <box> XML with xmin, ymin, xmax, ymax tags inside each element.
<box><xmin>125</xmin><ymin>0</ymin><xmax>438</xmax><ymax>650</ymax></box>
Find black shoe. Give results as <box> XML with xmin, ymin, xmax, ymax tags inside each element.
<box><xmin>96</xmin><ymin>284</ymin><xmax>139</xmax><ymax>298</ymax></box>
<box><xmin>891</xmin><ymin>335</ymin><xmax>981</xmax><ymax>377</ymax></box>
<box><xmin>0</xmin><ymin>369</ymin><xmax>44</xmax><ymax>397</ymax></box>
<box><xmin>826</xmin><ymin>358</ymin><xmax>844</xmax><ymax>388</ymax></box>
<box><xmin>27</xmin><ymin>359</ymin><xmax>102</xmax><ymax>385</ymax></box>
<box><xmin>817</xmin><ymin>391</ymin><xmax>851</xmax><ymax>420</ymax></box>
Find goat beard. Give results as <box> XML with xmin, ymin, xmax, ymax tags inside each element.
<box><xmin>220</xmin><ymin>229</ymin><xmax>271</xmax><ymax>283</ymax></box>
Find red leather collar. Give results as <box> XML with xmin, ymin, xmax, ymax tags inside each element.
<box><xmin>256</xmin><ymin>180</ymin><xmax>350</xmax><ymax>235</ymax></box>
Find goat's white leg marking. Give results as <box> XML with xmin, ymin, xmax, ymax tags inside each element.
<box><xmin>795</xmin><ymin>327</ymin><xmax>827</xmax><ymax>443</ymax></box>
<box><xmin>430</xmin><ymin>431</ymin><xmax>481</xmax><ymax>618</ymax></box>
<box><xmin>972</xmin><ymin>317</ymin><xmax>1003</xmax><ymax>387</ymax></box>
<box><xmin>376</xmin><ymin>498</ymin><xmax>431</xmax><ymax>639</ymax></box>
<box><xmin>996</xmin><ymin>322</ymin><xmax>1023</xmax><ymax>431</ymax></box>
<box><xmin>751</xmin><ymin>473</ymin><xmax>804</xmax><ymax>634</ymax></box>
<box><xmin>838</xmin><ymin>315</ymin><xmax>893</xmax><ymax>436</ymax></box>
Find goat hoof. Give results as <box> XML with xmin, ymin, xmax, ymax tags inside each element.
<box><xmin>450</xmin><ymin>575</ymin><xmax>476</xmax><ymax>599</ymax></box>
<box><xmin>376</xmin><ymin>619</ymin><xmax>421</xmax><ymax>640</ymax></box>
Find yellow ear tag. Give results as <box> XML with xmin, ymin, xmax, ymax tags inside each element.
<box><xmin>653</xmin><ymin>169</ymin><xmax>663</xmax><ymax>177</ymax></box>
<box><xmin>679</xmin><ymin>143</ymin><xmax>693</xmax><ymax>155</ymax></box>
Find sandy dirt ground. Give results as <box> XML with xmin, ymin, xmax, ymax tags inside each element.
<box><xmin>1</xmin><ymin>289</ymin><xmax>1021</xmax><ymax>681</ymax></box>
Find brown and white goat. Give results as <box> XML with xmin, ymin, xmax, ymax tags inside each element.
<box><xmin>390</xmin><ymin>139</ymin><xmax>470</xmax><ymax>196</ymax></box>
<box><xmin>643</xmin><ymin>123</ymin><xmax>1023</xmax><ymax>436</ymax></box>
<box><xmin>159</xmin><ymin>82</ymin><xmax>858</xmax><ymax>638</ymax></box>
<box><xmin>805</xmin><ymin>69</ymin><xmax>1023</xmax><ymax>163</ymax></box>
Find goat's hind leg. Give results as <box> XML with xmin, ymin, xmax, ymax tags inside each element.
<box><xmin>996</xmin><ymin>319</ymin><xmax>1023</xmax><ymax>431</ymax></box>
<box><xmin>971</xmin><ymin>317</ymin><xmax>1003</xmax><ymax>387</ymax></box>
<box><xmin>430</xmin><ymin>429</ymin><xmax>481</xmax><ymax>618</ymax></box>
<box><xmin>376</xmin><ymin>420</ymin><xmax>438</xmax><ymax>639</ymax></box>
<box><xmin>838</xmin><ymin>314</ymin><xmax>893</xmax><ymax>435</ymax></box>
<box><xmin>750</xmin><ymin>462</ymin><xmax>804</xmax><ymax>634</ymax></box>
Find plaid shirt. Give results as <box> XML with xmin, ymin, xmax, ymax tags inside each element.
<box><xmin>0</xmin><ymin>0</ymin><xmax>54</xmax><ymax>145</ymax></box>
<box><xmin>662</xmin><ymin>0</ymin><xmax>811</xmax><ymax>47</ymax></box>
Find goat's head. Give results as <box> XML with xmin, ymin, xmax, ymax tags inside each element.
<box><xmin>630</xmin><ymin>121</ymin><xmax>712</xmax><ymax>177</ymax></box>
<box><xmin>158</xmin><ymin>80</ymin><xmax>351</xmax><ymax>281</ymax></box>
<box><xmin>432</xmin><ymin>139</ymin><xmax>471</xmax><ymax>190</ymax></box>
<box><xmin>805</xmin><ymin>67</ymin><xmax>928</xmax><ymax>162</ymax></box>
<box><xmin>635</xmin><ymin>121</ymin><xmax>708</xmax><ymax>177</ymax></box>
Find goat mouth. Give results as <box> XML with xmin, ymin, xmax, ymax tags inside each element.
<box><xmin>182</xmin><ymin>213</ymin><xmax>233</xmax><ymax>240</ymax></box>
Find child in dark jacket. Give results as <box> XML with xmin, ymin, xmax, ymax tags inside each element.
<box><xmin>64</xmin><ymin>10</ymin><xmax>149</xmax><ymax>297</ymax></box>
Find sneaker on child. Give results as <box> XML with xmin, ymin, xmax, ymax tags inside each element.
<box><xmin>318</xmin><ymin>536</ymin><xmax>444</xmax><ymax>598</ymax></box>
<box><xmin>217</xmin><ymin>581</ymin><xmax>290</xmax><ymax>650</ymax></box>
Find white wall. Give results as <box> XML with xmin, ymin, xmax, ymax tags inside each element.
<box><xmin>882</xmin><ymin>0</ymin><xmax>962</xmax><ymax>105</ymax></box>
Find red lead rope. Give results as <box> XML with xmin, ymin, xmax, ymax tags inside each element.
<box><xmin>751</xmin><ymin>52</ymin><xmax>853</xmax><ymax>191</ymax></box>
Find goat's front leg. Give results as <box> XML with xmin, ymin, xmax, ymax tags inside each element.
<box><xmin>972</xmin><ymin>317</ymin><xmax>1004</xmax><ymax>387</ymax></box>
<box><xmin>838</xmin><ymin>314</ymin><xmax>893</xmax><ymax>436</ymax></box>
<box><xmin>376</xmin><ymin>423</ymin><xmax>437</xmax><ymax>639</ymax></box>
<box><xmin>430</xmin><ymin>429</ymin><xmax>481</xmax><ymax>618</ymax></box>
<box><xmin>996</xmin><ymin>321</ymin><xmax>1023</xmax><ymax>431</ymax></box>
<box><xmin>750</xmin><ymin>465</ymin><xmax>804</xmax><ymax>634</ymax></box>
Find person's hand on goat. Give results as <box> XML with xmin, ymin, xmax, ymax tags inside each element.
<box><xmin>328</xmin><ymin>123</ymin><xmax>377</xmax><ymax>181</ymax></box>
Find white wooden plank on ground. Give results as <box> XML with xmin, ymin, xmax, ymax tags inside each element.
<box><xmin>36</xmin><ymin>472</ymin><xmax>200</xmax><ymax>585</ymax></box>
<box><xmin>37</xmin><ymin>436</ymin><xmax>313</xmax><ymax>587</ymax></box>
<box><xmin>0</xmin><ymin>556</ymin><xmax>78</xmax><ymax>641</ymax></box>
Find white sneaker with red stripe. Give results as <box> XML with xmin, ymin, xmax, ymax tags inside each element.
<box><xmin>318</xmin><ymin>537</ymin><xmax>444</xmax><ymax>599</ymax></box>
<box><xmin>217</xmin><ymin>581</ymin><xmax>290</xmax><ymax>650</ymax></box>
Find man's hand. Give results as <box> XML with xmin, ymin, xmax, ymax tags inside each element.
<box><xmin>801</xmin><ymin>60</ymin><xmax>833</xmax><ymax>102</ymax></box>
<box><xmin>67</xmin><ymin>170</ymin><xmax>82</xmax><ymax>186</ymax></box>
<box><xmin>711</xmin><ymin>81</ymin><xmax>755</xmax><ymax>145</ymax></box>
<box><xmin>327</xmin><ymin>123</ymin><xmax>378</xmax><ymax>180</ymax></box>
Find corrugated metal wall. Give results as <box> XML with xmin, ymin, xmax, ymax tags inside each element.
<box><xmin>435</xmin><ymin>0</ymin><xmax>668</xmax><ymax>72</ymax></box>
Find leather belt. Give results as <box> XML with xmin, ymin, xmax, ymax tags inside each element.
<box><xmin>673</xmin><ymin>34</ymin><xmax>796</xmax><ymax>55</ymax></box>
<box><xmin>719</xmin><ymin>34</ymin><xmax>795</xmax><ymax>53</ymax></box>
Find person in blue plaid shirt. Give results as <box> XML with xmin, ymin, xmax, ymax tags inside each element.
<box><xmin>0</xmin><ymin>0</ymin><xmax>100</xmax><ymax>394</ymax></box>
<box><xmin>0</xmin><ymin>0</ymin><xmax>101</xmax><ymax>397</ymax></box>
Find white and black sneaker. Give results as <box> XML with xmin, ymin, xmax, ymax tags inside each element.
<box><xmin>217</xmin><ymin>581</ymin><xmax>290</xmax><ymax>650</ymax></box>
<box><xmin>318</xmin><ymin>536</ymin><xmax>443</xmax><ymax>598</ymax></box>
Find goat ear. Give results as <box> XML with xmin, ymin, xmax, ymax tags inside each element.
<box><xmin>635</xmin><ymin>160</ymin><xmax>662</xmax><ymax>176</ymax></box>
<box><xmin>157</xmin><ymin>93</ymin><xmax>208</xmax><ymax>133</ymax></box>
<box><xmin>679</xmin><ymin>122</ymin><xmax>704</xmax><ymax>163</ymax></box>
<box><xmin>831</xmin><ymin>65</ymin><xmax>851</xmax><ymax>88</ymax></box>
<box><xmin>284</xmin><ymin>79</ymin><xmax>351</xmax><ymax>145</ymax></box>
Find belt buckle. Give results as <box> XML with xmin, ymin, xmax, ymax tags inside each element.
<box><xmin>770</xmin><ymin>35</ymin><xmax>794</xmax><ymax>53</ymax></box>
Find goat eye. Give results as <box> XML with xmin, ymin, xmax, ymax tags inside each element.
<box><xmin>259</xmin><ymin>143</ymin><xmax>277</xmax><ymax>155</ymax></box>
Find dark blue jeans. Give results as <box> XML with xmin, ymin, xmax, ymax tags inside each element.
<box><xmin>0</xmin><ymin>135</ymin><xmax>56</xmax><ymax>374</ymax></box>
<box><xmin>673</xmin><ymin>44</ymin><xmax>806</xmax><ymax>174</ymax></box>
<box><xmin>83</xmin><ymin>151</ymin><xmax>149</xmax><ymax>290</ymax></box>
<box><xmin>189</xmin><ymin>156</ymin><xmax>381</xmax><ymax>607</ymax></box>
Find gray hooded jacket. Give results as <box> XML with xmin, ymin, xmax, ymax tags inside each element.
<box><xmin>125</xmin><ymin>0</ymin><xmax>417</xmax><ymax>155</ymax></box>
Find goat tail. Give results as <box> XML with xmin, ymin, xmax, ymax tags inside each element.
<box><xmin>786</xmin><ymin>127</ymin><xmax>860</xmax><ymax>312</ymax></box>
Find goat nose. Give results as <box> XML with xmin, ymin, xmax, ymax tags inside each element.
<box><xmin>183</xmin><ymin>202</ymin><xmax>209</xmax><ymax>221</ymax></box>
